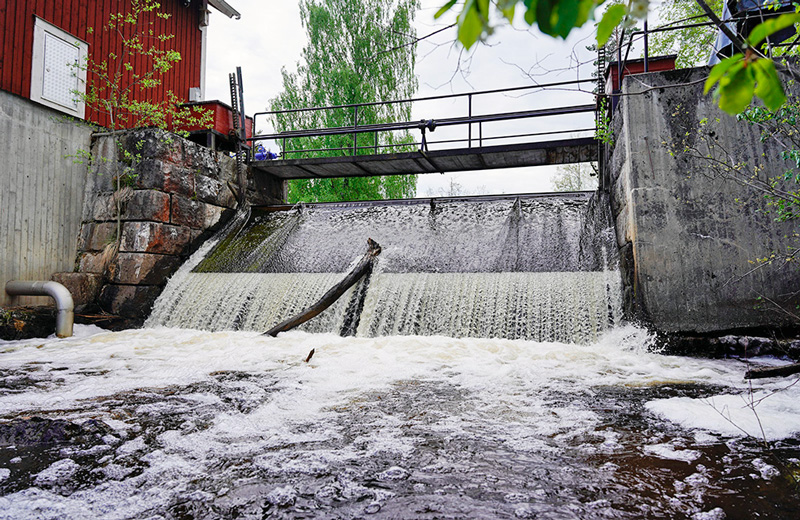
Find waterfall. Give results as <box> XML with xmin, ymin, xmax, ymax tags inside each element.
<box><xmin>148</xmin><ymin>194</ymin><xmax>622</xmax><ymax>343</ymax></box>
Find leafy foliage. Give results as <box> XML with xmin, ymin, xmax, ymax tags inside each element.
<box><xmin>738</xmin><ymin>102</ymin><xmax>800</xmax><ymax>222</ymax></box>
<box><xmin>81</xmin><ymin>0</ymin><xmax>211</xmax><ymax>134</ymax></box>
<box><xmin>435</xmin><ymin>0</ymin><xmax>612</xmax><ymax>49</ymax></box>
<box><xmin>704</xmin><ymin>12</ymin><xmax>800</xmax><ymax>114</ymax></box>
<box><xmin>648</xmin><ymin>0</ymin><xmax>723</xmax><ymax>68</ymax></box>
<box><xmin>439</xmin><ymin>0</ymin><xmax>799</xmax><ymax>115</ymax></box>
<box><xmin>551</xmin><ymin>162</ymin><xmax>598</xmax><ymax>191</ymax></box>
<box><xmin>270</xmin><ymin>0</ymin><xmax>420</xmax><ymax>203</ymax></box>
<box><xmin>435</xmin><ymin>0</ymin><xmax>651</xmax><ymax>48</ymax></box>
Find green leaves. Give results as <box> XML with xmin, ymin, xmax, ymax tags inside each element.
<box><xmin>272</xmin><ymin>0</ymin><xmax>420</xmax><ymax>202</ymax></box>
<box><xmin>456</xmin><ymin>0</ymin><xmax>485</xmax><ymax>48</ymax></box>
<box><xmin>596</xmin><ymin>3</ymin><xmax>626</xmax><ymax>46</ymax></box>
<box><xmin>437</xmin><ymin>0</ymin><xmax>797</xmax><ymax>116</ymax></box>
<box><xmin>530</xmin><ymin>0</ymin><xmax>598</xmax><ymax>38</ymax></box>
<box><xmin>437</xmin><ymin>0</ymin><xmax>600</xmax><ymax>48</ymax></box>
<box><xmin>747</xmin><ymin>12</ymin><xmax>800</xmax><ymax>49</ymax></box>
<box><xmin>434</xmin><ymin>0</ymin><xmax>458</xmax><ymax>19</ymax></box>
<box><xmin>704</xmin><ymin>12</ymin><xmax>800</xmax><ymax>115</ymax></box>
<box><xmin>752</xmin><ymin>58</ymin><xmax>785</xmax><ymax>111</ymax></box>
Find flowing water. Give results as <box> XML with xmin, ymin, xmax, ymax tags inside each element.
<box><xmin>1</xmin><ymin>195</ymin><xmax>800</xmax><ymax>518</ymax></box>
<box><xmin>148</xmin><ymin>195</ymin><xmax>621</xmax><ymax>343</ymax></box>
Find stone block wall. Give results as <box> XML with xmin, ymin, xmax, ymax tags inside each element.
<box><xmin>608</xmin><ymin>67</ymin><xmax>799</xmax><ymax>334</ymax></box>
<box><xmin>73</xmin><ymin>128</ymin><xmax>285</xmax><ymax>322</ymax></box>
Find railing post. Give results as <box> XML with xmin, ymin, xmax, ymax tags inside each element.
<box><xmin>643</xmin><ymin>20</ymin><xmax>649</xmax><ymax>72</ymax></box>
<box><xmin>479</xmin><ymin>121</ymin><xmax>482</xmax><ymax>148</ymax></box>
<box><xmin>353</xmin><ymin>106</ymin><xmax>358</xmax><ymax>156</ymax></box>
<box><xmin>468</xmin><ymin>94</ymin><xmax>473</xmax><ymax>148</ymax></box>
<box><xmin>282</xmin><ymin>137</ymin><xmax>287</xmax><ymax>158</ymax></box>
<box><xmin>375</xmin><ymin>131</ymin><xmax>378</xmax><ymax>154</ymax></box>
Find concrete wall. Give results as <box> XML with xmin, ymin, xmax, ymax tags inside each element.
<box><xmin>610</xmin><ymin>67</ymin><xmax>799</xmax><ymax>333</ymax></box>
<box><xmin>0</xmin><ymin>90</ymin><xmax>93</xmax><ymax>307</ymax></box>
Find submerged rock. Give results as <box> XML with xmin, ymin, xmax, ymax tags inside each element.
<box><xmin>0</xmin><ymin>417</ymin><xmax>114</xmax><ymax>448</ymax></box>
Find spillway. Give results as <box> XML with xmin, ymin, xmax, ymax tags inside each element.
<box><xmin>147</xmin><ymin>193</ymin><xmax>621</xmax><ymax>342</ymax></box>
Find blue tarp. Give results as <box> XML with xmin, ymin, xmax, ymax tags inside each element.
<box><xmin>709</xmin><ymin>0</ymin><xmax>795</xmax><ymax>64</ymax></box>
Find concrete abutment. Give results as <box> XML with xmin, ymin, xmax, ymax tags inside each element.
<box><xmin>608</xmin><ymin>66</ymin><xmax>799</xmax><ymax>342</ymax></box>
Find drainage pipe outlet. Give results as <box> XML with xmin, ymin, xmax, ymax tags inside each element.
<box><xmin>5</xmin><ymin>281</ymin><xmax>74</xmax><ymax>338</ymax></box>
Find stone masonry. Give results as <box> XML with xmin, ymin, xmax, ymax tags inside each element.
<box><xmin>69</xmin><ymin>128</ymin><xmax>285</xmax><ymax>322</ymax></box>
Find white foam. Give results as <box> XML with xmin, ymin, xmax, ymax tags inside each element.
<box><xmin>1</xmin><ymin>325</ymin><xmax>798</xmax><ymax>518</ymax></box>
<box><xmin>646</xmin><ymin>388</ymin><xmax>800</xmax><ymax>441</ymax></box>
<box><xmin>643</xmin><ymin>443</ymin><xmax>702</xmax><ymax>463</ymax></box>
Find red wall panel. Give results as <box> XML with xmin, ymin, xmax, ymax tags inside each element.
<box><xmin>1</xmin><ymin>0</ymin><xmax>204</xmax><ymax>129</ymax></box>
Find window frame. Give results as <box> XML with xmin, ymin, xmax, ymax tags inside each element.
<box><xmin>29</xmin><ymin>16</ymin><xmax>89</xmax><ymax>118</ymax></box>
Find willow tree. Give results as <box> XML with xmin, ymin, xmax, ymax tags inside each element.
<box><xmin>270</xmin><ymin>0</ymin><xmax>419</xmax><ymax>203</ymax></box>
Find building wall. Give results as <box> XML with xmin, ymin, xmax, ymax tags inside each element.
<box><xmin>0</xmin><ymin>89</ymin><xmax>93</xmax><ymax>307</ymax></box>
<box><xmin>609</xmin><ymin>67</ymin><xmax>799</xmax><ymax>333</ymax></box>
<box><xmin>0</xmin><ymin>0</ymin><xmax>203</xmax><ymax>128</ymax></box>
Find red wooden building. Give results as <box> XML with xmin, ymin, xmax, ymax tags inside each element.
<box><xmin>0</xmin><ymin>0</ymin><xmax>240</xmax><ymax>128</ymax></box>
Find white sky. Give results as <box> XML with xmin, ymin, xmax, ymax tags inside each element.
<box><xmin>205</xmin><ymin>1</ymin><xmax>606</xmax><ymax>196</ymax></box>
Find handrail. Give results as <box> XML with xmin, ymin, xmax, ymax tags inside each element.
<box><xmin>253</xmin><ymin>104</ymin><xmax>595</xmax><ymax>142</ymax></box>
<box><xmin>250</xmin><ymin>77</ymin><xmax>599</xmax><ymax>160</ymax></box>
<box><xmin>253</xmin><ymin>77</ymin><xmax>597</xmax><ymax>120</ymax></box>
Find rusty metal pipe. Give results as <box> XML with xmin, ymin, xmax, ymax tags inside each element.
<box><xmin>5</xmin><ymin>281</ymin><xmax>74</xmax><ymax>338</ymax></box>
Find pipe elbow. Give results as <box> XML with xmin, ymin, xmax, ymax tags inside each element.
<box><xmin>41</xmin><ymin>282</ymin><xmax>74</xmax><ymax>312</ymax></box>
<box><xmin>5</xmin><ymin>280</ymin><xmax>75</xmax><ymax>338</ymax></box>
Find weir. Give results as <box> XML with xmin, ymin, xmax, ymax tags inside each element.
<box><xmin>148</xmin><ymin>192</ymin><xmax>622</xmax><ymax>343</ymax></box>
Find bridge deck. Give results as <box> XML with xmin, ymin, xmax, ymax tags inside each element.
<box><xmin>250</xmin><ymin>137</ymin><xmax>597</xmax><ymax>179</ymax></box>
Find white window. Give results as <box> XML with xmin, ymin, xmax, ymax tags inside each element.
<box><xmin>30</xmin><ymin>17</ymin><xmax>88</xmax><ymax>118</ymax></box>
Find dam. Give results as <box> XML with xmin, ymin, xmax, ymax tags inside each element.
<box><xmin>1</xmin><ymin>66</ymin><xmax>800</xmax><ymax>518</ymax></box>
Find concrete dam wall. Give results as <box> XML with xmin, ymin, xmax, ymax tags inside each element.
<box><xmin>609</xmin><ymin>66</ymin><xmax>799</xmax><ymax>335</ymax></box>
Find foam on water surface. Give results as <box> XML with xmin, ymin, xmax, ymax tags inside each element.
<box><xmin>1</xmin><ymin>327</ymin><xmax>800</xmax><ymax>518</ymax></box>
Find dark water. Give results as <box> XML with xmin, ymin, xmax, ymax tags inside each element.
<box><xmin>1</xmin><ymin>328</ymin><xmax>799</xmax><ymax>519</ymax></box>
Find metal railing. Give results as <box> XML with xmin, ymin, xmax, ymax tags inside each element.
<box><xmin>249</xmin><ymin>78</ymin><xmax>598</xmax><ymax>161</ymax></box>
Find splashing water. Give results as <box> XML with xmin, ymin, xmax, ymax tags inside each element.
<box><xmin>1</xmin><ymin>326</ymin><xmax>800</xmax><ymax>519</ymax></box>
<box><xmin>148</xmin><ymin>195</ymin><xmax>622</xmax><ymax>342</ymax></box>
<box><xmin>3</xmin><ymin>195</ymin><xmax>800</xmax><ymax>517</ymax></box>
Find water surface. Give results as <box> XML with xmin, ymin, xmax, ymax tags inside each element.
<box><xmin>1</xmin><ymin>326</ymin><xmax>799</xmax><ymax>519</ymax></box>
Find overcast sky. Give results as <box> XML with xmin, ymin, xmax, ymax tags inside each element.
<box><xmin>204</xmin><ymin>1</ymin><xmax>606</xmax><ymax>196</ymax></box>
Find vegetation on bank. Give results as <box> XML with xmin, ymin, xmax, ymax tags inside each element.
<box><xmin>269</xmin><ymin>0</ymin><xmax>420</xmax><ymax>203</ymax></box>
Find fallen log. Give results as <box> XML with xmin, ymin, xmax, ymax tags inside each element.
<box><xmin>744</xmin><ymin>362</ymin><xmax>800</xmax><ymax>379</ymax></box>
<box><xmin>263</xmin><ymin>238</ymin><xmax>382</xmax><ymax>337</ymax></box>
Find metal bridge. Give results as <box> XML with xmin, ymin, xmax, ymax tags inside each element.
<box><xmin>247</xmin><ymin>79</ymin><xmax>599</xmax><ymax>180</ymax></box>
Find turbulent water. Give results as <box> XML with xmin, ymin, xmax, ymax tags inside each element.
<box><xmin>1</xmin><ymin>326</ymin><xmax>800</xmax><ymax>519</ymax></box>
<box><xmin>2</xmin><ymin>195</ymin><xmax>800</xmax><ymax>517</ymax></box>
<box><xmin>148</xmin><ymin>195</ymin><xmax>621</xmax><ymax>342</ymax></box>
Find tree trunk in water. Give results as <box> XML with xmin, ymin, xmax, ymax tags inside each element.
<box><xmin>263</xmin><ymin>238</ymin><xmax>382</xmax><ymax>337</ymax></box>
<box><xmin>745</xmin><ymin>363</ymin><xmax>800</xmax><ymax>379</ymax></box>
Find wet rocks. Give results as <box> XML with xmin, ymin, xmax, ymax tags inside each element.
<box><xmin>0</xmin><ymin>417</ymin><xmax>120</xmax><ymax>495</ymax></box>
<box><xmin>660</xmin><ymin>333</ymin><xmax>800</xmax><ymax>360</ymax></box>
<box><xmin>33</xmin><ymin>458</ymin><xmax>80</xmax><ymax>488</ymax></box>
<box><xmin>0</xmin><ymin>417</ymin><xmax>114</xmax><ymax>448</ymax></box>
<box><xmin>71</xmin><ymin>127</ymin><xmax>284</xmax><ymax>324</ymax></box>
<box><xmin>0</xmin><ymin>307</ymin><xmax>57</xmax><ymax>341</ymax></box>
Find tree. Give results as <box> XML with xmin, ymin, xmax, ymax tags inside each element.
<box><xmin>551</xmin><ymin>163</ymin><xmax>597</xmax><ymax>191</ymax></box>
<box><xmin>269</xmin><ymin>0</ymin><xmax>420</xmax><ymax>203</ymax></box>
<box><xmin>76</xmin><ymin>0</ymin><xmax>211</xmax><ymax>271</ymax></box>
<box><xmin>436</xmin><ymin>0</ymin><xmax>800</xmax><ymax>115</ymax></box>
<box><xmin>649</xmin><ymin>0</ymin><xmax>723</xmax><ymax>68</ymax></box>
